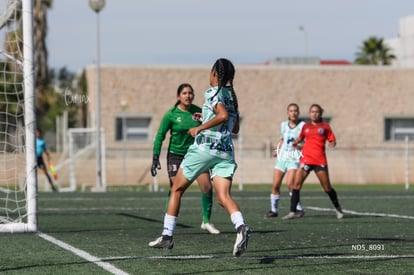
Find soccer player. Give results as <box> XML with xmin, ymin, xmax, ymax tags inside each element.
<box><xmin>36</xmin><ymin>129</ymin><xmax>58</xmax><ymax>192</ymax></box>
<box><xmin>151</xmin><ymin>83</ymin><xmax>220</xmax><ymax>234</ymax></box>
<box><xmin>266</xmin><ymin>103</ymin><xmax>305</xmax><ymax>218</ymax></box>
<box><xmin>283</xmin><ymin>104</ymin><xmax>344</xmax><ymax>220</ymax></box>
<box><xmin>149</xmin><ymin>58</ymin><xmax>251</xmax><ymax>257</ymax></box>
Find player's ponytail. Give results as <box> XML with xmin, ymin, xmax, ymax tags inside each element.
<box><xmin>211</xmin><ymin>58</ymin><xmax>238</xmax><ymax>113</ymax></box>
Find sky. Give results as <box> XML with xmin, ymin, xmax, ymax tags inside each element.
<box><xmin>46</xmin><ymin>0</ymin><xmax>414</xmax><ymax>73</ymax></box>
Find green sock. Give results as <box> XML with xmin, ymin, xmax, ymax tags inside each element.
<box><xmin>201</xmin><ymin>190</ymin><xmax>213</xmax><ymax>223</ymax></box>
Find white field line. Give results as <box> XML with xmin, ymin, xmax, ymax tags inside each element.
<box><xmin>37</xmin><ymin>233</ymin><xmax>129</xmax><ymax>275</ymax></box>
<box><xmin>307</xmin><ymin>206</ymin><xmax>414</xmax><ymax>220</ymax></box>
<box><xmin>40</xmin><ymin>195</ymin><xmax>414</xmax><ymax>201</ymax></box>
<box><xmin>101</xmin><ymin>254</ymin><xmax>414</xmax><ymax>261</ymax></box>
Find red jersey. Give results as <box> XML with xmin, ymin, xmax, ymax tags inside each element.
<box><xmin>299</xmin><ymin>122</ymin><xmax>336</xmax><ymax>165</ymax></box>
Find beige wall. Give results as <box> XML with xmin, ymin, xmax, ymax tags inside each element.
<box><xmin>80</xmin><ymin>65</ymin><xmax>414</xmax><ymax>186</ymax></box>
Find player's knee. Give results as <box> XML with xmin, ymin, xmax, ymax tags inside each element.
<box><xmin>215</xmin><ymin>192</ymin><xmax>230</xmax><ymax>207</ymax></box>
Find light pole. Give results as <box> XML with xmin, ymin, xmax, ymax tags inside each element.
<box><xmin>298</xmin><ymin>25</ymin><xmax>308</xmax><ymax>57</ymax></box>
<box><xmin>120</xmin><ymin>99</ymin><xmax>128</xmax><ymax>185</ymax></box>
<box><xmin>89</xmin><ymin>0</ymin><xmax>105</xmax><ymax>190</ymax></box>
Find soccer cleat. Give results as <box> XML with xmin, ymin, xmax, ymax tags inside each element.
<box><xmin>201</xmin><ymin>222</ymin><xmax>221</xmax><ymax>234</ymax></box>
<box><xmin>282</xmin><ymin>211</ymin><xmax>297</xmax><ymax>220</ymax></box>
<box><xmin>295</xmin><ymin>210</ymin><xmax>305</xmax><ymax>218</ymax></box>
<box><xmin>335</xmin><ymin>207</ymin><xmax>344</xmax><ymax>219</ymax></box>
<box><xmin>265</xmin><ymin>211</ymin><xmax>278</xmax><ymax>218</ymax></box>
<box><xmin>148</xmin><ymin>235</ymin><xmax>174</xmax><ymax>249</ymax></box>
<box><xmin>233</xmin><ymin>224</ymin><xmax>251</xmax><ymax>257</ymax></box>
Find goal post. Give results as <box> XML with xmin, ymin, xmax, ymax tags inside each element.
<box><xmin>0</xmin><ymin>0</ymin><xmax>37</xmax><ymax>233</ymax></box>
<box><xmin>405</xmin><ymin>136</ymin><xmax>410</xmax><ymax>190</ymax></box>
<box><xmin>56</xmin><ymin>128</ymin><xmax>106</xmax><ymax>192</ymax></box>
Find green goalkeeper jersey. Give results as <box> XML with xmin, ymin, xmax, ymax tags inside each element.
<box><xmin>153</xmin><ymin>104</ymin><xmax>202</xmax><ymax>156</ymax></box>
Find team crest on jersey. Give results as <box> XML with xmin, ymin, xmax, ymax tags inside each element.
<box><xmin>318</xmin><ymin>128</ymin><xmax>325</xmax><ymax>135</ymax></box>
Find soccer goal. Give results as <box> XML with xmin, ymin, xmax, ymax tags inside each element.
<box><xmin>56</xmin><ymin>128</ymin><xmax>107</xmax><ymax>192</ymax></box>
<box><xmin>0</xmin><ymin>0</ymin><xmax>37</xmax><ymax>233</ymax></box>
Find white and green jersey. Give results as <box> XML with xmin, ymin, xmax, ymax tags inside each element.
<box><xmin>277</xmin><ymin>120</ymin><xmax>305</xmax><ymax>162</ymax></box>
<box><xmin>194</xmin><ymin>86</ymin><xmax>237</xmax><ymax>159</ymax></box>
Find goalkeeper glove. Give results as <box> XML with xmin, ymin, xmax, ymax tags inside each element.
<box><xmin>151</xmin><ymin>155</ymin><xmax>161</xmax><ymax>176</ymax></box>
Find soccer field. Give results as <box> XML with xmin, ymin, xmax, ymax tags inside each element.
<box><xmin>0</xmin><ymin>185</ymin><xmax>413</xmax><ymax>274</ymax></box>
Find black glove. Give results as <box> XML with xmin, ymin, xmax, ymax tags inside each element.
<box><xmin>151</xmin><ymin>155</ymin><xmax>161</xmax><ymax>176</ymax></box>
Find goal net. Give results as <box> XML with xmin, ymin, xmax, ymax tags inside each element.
<box><xmin>0</xmin><ymin>0</ymin><xmax>37</xmax><ymax>232</ymax></box>
<box><xmin>56</xmin><ymin>128</ymin><xmax>106</xmax><ymax>192</ymax></box>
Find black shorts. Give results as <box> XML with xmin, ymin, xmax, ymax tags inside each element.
<box><xmin>299</xmin><ymin>163</ymin><xmax>328</xmax><ymax>173</ymax></box>
<box><xmin>37</xmin><ymin>156</ymin><xmax>46</xmax><ymax>169</ymax></box>
<box><xmin>167</xmin><ymin>152</ymin><xmax>184</xmax><ymax>178</ymax></box>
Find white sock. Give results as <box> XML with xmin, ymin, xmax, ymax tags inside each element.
<box><xmin>162</xmin><ymin>214</ymin><xmax>176</xmax><ymax>236</ymax></box>
<box><xmin>270</xmin><ymin>194</ymin><xmax>280</xmax><ymax>213</ymax></box>
<box><xmin>296</xmin><ymin>201</ymin><xmax>303</xmax><ymax>211</ymax></box>
<box><xmin>230</xmin><ymin>211</ymin><xmax>245</xmax><ymax>230</ymax></box>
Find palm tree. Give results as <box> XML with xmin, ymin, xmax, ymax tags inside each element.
<box><xmin>2</xmin><ymin>0</ymin><xmax>53</xmax><ymax>114</ymax></box>
<box><xmin>354</xmin><ymin>36</ymin><xmax>396</xmax><ymax>65</ymax></box>
<box><xmin>33</xmin><ymin>0</ymin><xmax>53</xmax><ymax>118</ymax></box>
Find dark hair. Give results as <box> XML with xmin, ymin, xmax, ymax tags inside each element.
<box><xmin>309</xmin><ymin>103</ymin><xmax>324</xmax><ymax>122</ymax></box>
<box><xmin>174</xmin><ymin>83</ymin><xmax>194</xmax><ymax>107</ymax></box>
<box><xmin>287</xmin><ymin>103</ymin><xmax>300</xmax><ymax>112</ymax></box>
<box><xmin>211</xmin><ymin>58</ymin><xmax>239</xmax><ymax>114</ymax></box>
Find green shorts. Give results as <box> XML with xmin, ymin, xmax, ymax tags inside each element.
<box><xmin>275</xmin><ymin>159</ymin><xmax>300</xmax><ymax>173</ymax></box>
<box><xmin>181</xmin><ymin>144</ymin><xmax>237</xmax><ymax>182</ymax></box>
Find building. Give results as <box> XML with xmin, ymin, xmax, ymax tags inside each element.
<box><xmin>385</xmin><ymin>14</ymin><xmax>414</xmax><ymax>67</ymax></box>
<box><xmin>76</xmin><ymin>64</ymin><xmax>414</xmax><ymax>188</ymax></box>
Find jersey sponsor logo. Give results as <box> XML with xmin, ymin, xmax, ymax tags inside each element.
<box><xmin>176</xmin><ymin>117</ymin><xmax>182</xmax><ymax>122</ymax></box>
<box><xmin>210</xmin><ymin>142</ymin><xmax>232</xmax><ymax>152</ymax></box>
<box><xmin>275</xmin><ymin>143</ymin><xmax>303</xmax><ymax>161</ymax></box>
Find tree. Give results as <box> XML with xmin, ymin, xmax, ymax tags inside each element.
<box><xmin>2</xmin><ymin>0</ymin><xmax>87</xmax><ymax>135</ymax></box>
<box><xmin>33</xmin><ymin>0</ymin><xmax>53</xmax><ymax>119</ymax></box>
<box><xmin>354</xmin><ymin>36</ymin><xmax>396</xmax><ymax>65</ymax></box>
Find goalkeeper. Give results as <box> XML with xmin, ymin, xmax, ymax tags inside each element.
<box><xmin>36</xmin><ymin>129</ymin><xmax>58</xmax><ymax>192</ymax></box>
<box><xmin>151</xmin><ymin>83</ymin><xmax>220</xmax><ymax>234</ymax></box>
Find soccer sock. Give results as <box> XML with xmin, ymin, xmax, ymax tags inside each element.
<box><xmin>270</xmin><ymin>194</ymin><xmax>280</xmax><ymax>213</ymax></box>
<box><xmin>201</xmin><ymin>190</ymin><xmax>213</xmax><ymax>223</ymax></box>
<box><xmin>230</xmin><ymin>211</ymin><xmax>245</xmax><ymax>230</ymax></box>
<box><xmin>290</xmin><ymin>189</ymin><xmax>300</xmax><ymax>212</ymax></box>
<box><xmin>289</xmin><ymin>192</ymin><xmax>303</xmax><ymax>211</ymax></box>
<box><xmin>326</xmin><ymin>188</ymin><xmax>340</xmax><ymax>208</ymax></box>
<box><xmin>296</xmin><ymin>201</ymin><xmax>303</xmax><ymax>211</ymax></box>
<box><xmin>162</xmin><ymin>214</ymin><xmax>176</xmax><ymax>236</ymax></box>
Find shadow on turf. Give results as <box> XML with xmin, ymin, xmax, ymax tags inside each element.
<box><xmin>118</xmin><ymin>212</ymin><xmax>193</xmax><ymax>228</ymax></box>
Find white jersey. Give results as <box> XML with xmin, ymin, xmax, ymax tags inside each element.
<box><xmin>193</xmin><ymin>86</ymin><xmax>237</xmax><ymax>159</ymax></box>
<box><xmin>277</xmin><ymin>120</ymin><xmax>305</xmax><ymax>161</ymax></box>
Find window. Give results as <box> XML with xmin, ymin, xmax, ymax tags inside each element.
<box><xmin>115</xmin><ymin>116</ymin><xmax>151</xmax><ymax>141</ymax></box>
<box><xmin>385</xmin><ymin>118</ymin><xmax>414</xmax><ymax>141</ymax></box>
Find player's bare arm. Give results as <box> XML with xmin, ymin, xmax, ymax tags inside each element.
<box><xmin>188</xmin><ymin>103</ymin><xmax>228</xmax><ymax>137</ymax></box>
